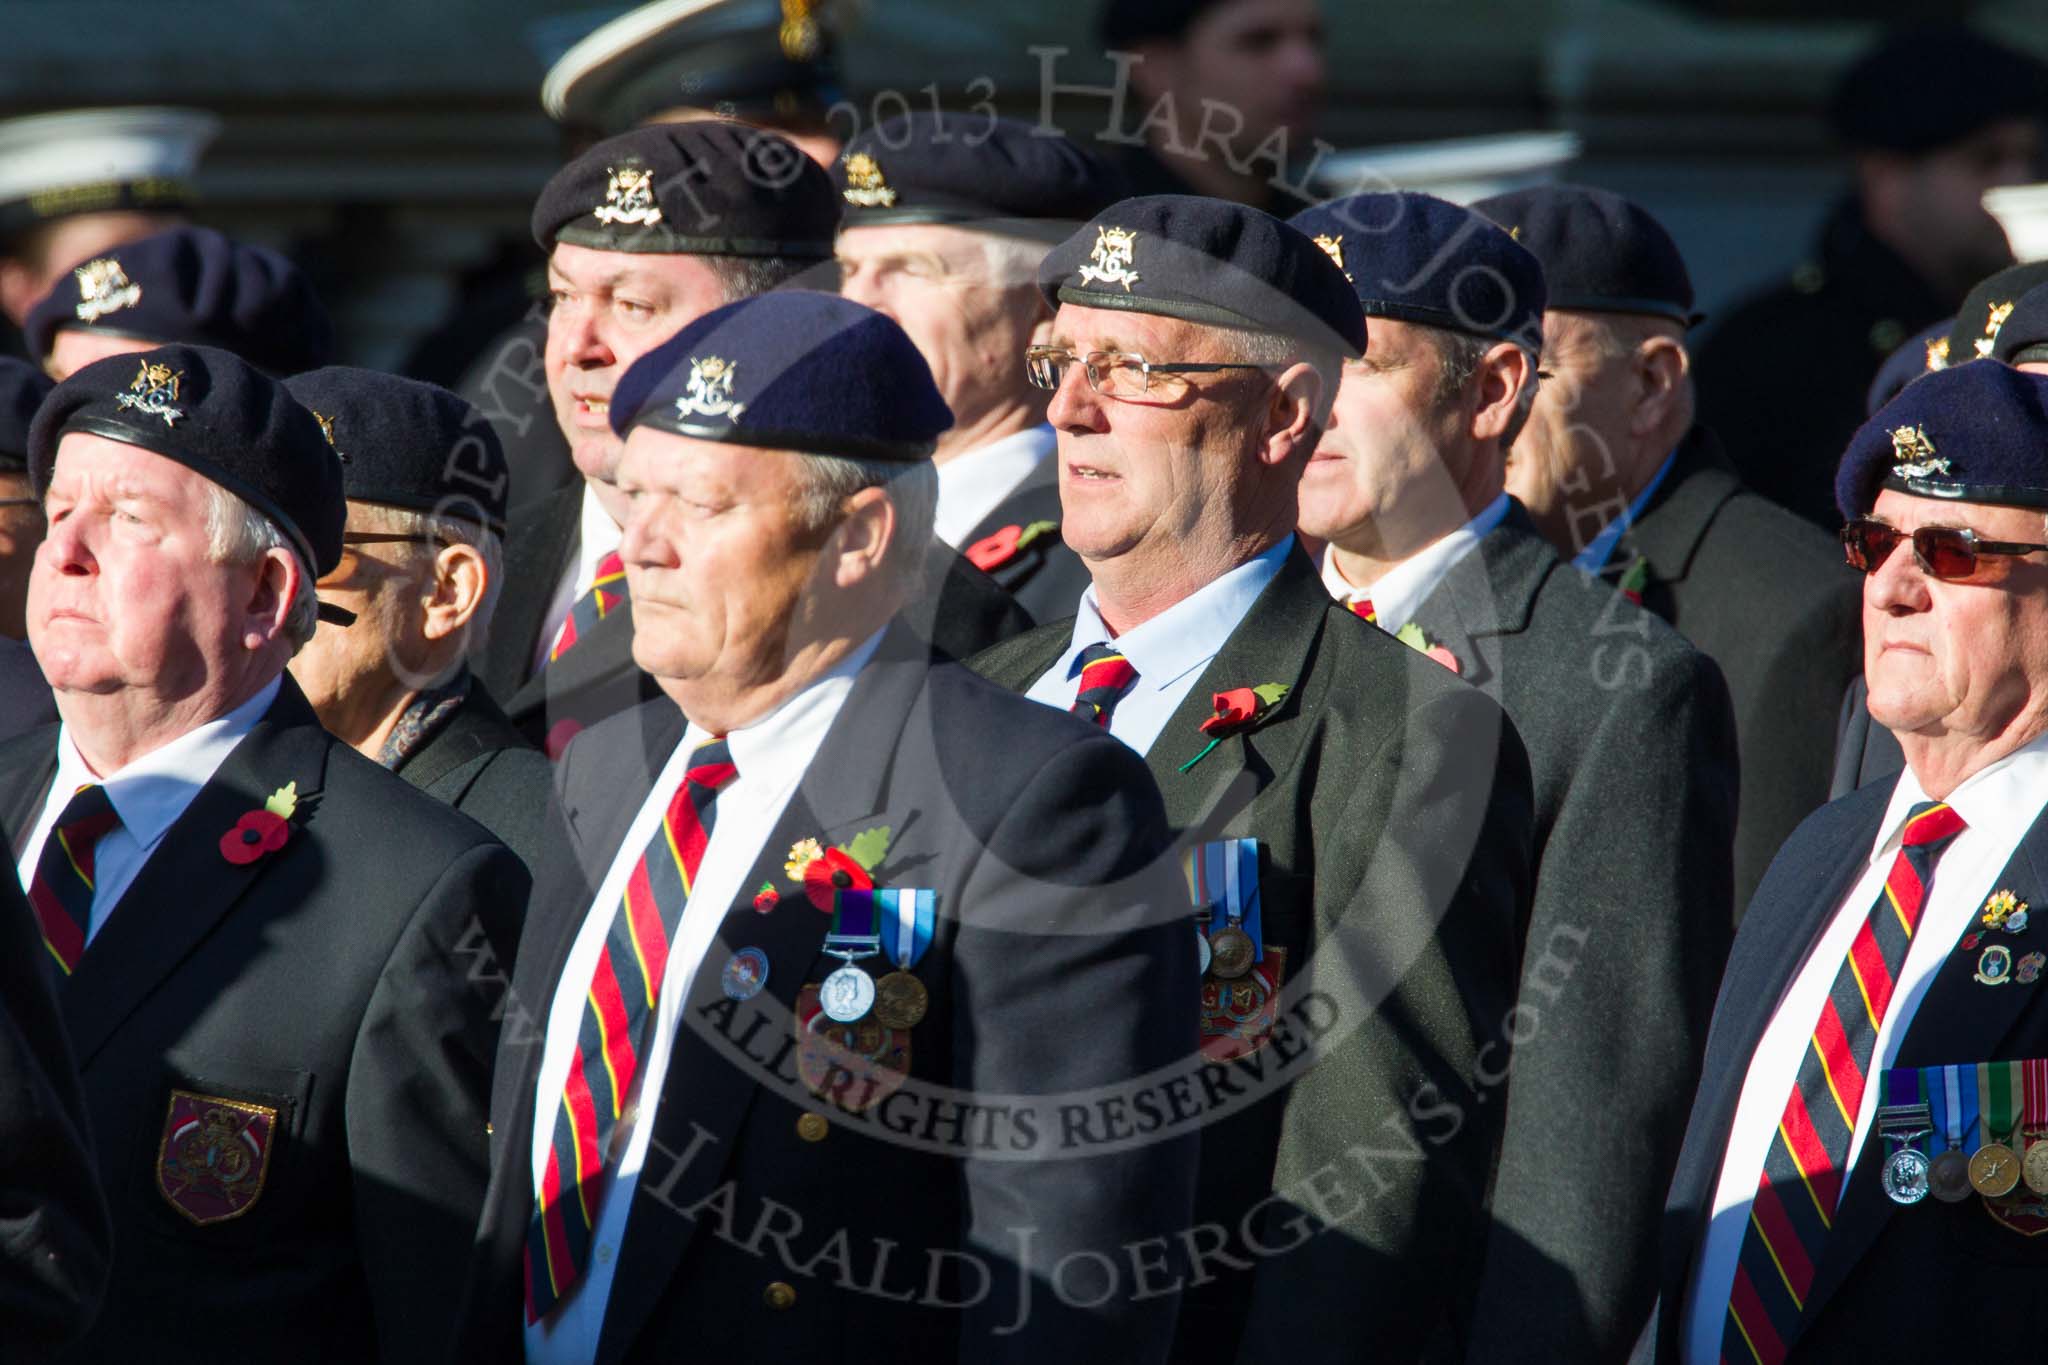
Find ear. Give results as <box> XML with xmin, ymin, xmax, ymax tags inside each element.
<box><xmin>420</xmin><ymin>541</ymin><xmax>489</xmax><ymax>644</ymax></box>
<box><xmin>1259</xmin><ymin>360</ymin><xmax>1325</xmax><ymax>468</ymax></box>
<box><xmin>1468</xmin><ymin>343</ymin><xmax>1535</xmax><ymax>446</ymax></box>
<box><xmin>1629</xmin><ymin>335</ymin><xmax>1690</xmax><ymax>439</ymax></box>
<box><xmin>1026</xmin><ymin>294</ymin><xmax>1059</xmax><ymax>350</ymax></box>
<box><xmin>241</xmin><ymin>547</ymin><xmax>302</xmax><ymax>652</ymax></box>
<box><xmin>0</xmin><ymin>258</ymin><xmax>41</xmax><ymax>329</ymax></box>
<box><xmin>827</xmin><ymin>485</ymin><xmax>897</xmax><ymax>589</ymax></box>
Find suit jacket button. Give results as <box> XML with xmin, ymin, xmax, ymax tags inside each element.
<box><xmin>764</xmin><ymin>1281</ymin><xmax>797</xmax><ymax>1310</ymax></box>
<box><xmin>796</xmin><ymin>1112</ymin><xmax>829</xmax><ymax>1142</ymax></box>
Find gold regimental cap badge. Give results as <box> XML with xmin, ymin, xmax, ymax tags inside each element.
<box><xmin>842</xmin><ymin>153</ymin><xmax>897</xmax><ymax>209</ymax></box>
<box><xmin>1312</xmin><ymin>233</ymin><xmax>1353</xmax><ymax>282</ymax></box>
<box><xmin>593</xmin><ymin>165</ymin><xmax>662</xmax><ymax>227</ymax></box>
<box><xmin>1077</xmin><ymin>226</ymin><xmax>1141</xmax><ymax>293</ymax></box>
<box><xmin>675</xmin><ymin>356</ymin><xmax>746</xmax><ymax>422</ymax></box>
<box><xmin>1926</xmin><ymin>335</ymin><xmax>1950</xmax><ymax>371</ymax></box>
<box><xmin>73</xmin><ymin>257</ymin><xmax>141</xmax><ymax>323</ymax></box>
<box><xmin>113</xmin><ymin>360</ymin><xmax>185</xmax><ymax>428</ymax></box>
<box><xmin>1889</xmin><ymin>422</ymin><xmax>1950</xmax><ymax>480</ymax></box>
<box><xmin>1978</xmin><ymin>300</ymin><xmax>2016</xmax><ymax>358</ymax></box>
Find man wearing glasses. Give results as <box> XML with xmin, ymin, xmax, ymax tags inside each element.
<box><xmin>284</xmin><ymin>367</ymin><xmax>550</xmax><ymax>869</ymax></box>
<box><xmin>1642</xmin><ymin>361</ymin><xmax>2048</xmax><ymax>1363</ymax></box>
<box><xmin>972</xmin><ymin>195</ymin><xmax>1534</xmax><ymax>1363</ymax></box>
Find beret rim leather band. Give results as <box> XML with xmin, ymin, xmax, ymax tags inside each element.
<box><xmin>1543</xmin><ymin>292</ymin><xmax>1702</xmax><ymax>326</ymax></box>
<box><xmin>630</xmin><ymin>412</ymin><xmax>936</xmax><ymax>464</ymax></box>
<box><xmin>54</xmin><ymin>412</ymin><xmax>329</xmax><ymax>575</ymax></box>
<box><xmin>547</xmin><ymin>224</ymin><xmax>837</xmax><ymax>258</ymax></box>
<box><xmin>1879</xmin><ymin>474</ymin><xmax>2048</xmax><ymax>511</ymax></box>
<box><xmin>1055</xmin><ymin>284</ymin><xmax>1362</xmax><ymax>355</ymax></box>
<box><xmin>2013</xmin><ymin>344</ymin><xmax>2048</xmax><ymax>366</ymax></box>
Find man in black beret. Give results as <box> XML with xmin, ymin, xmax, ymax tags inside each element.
<box><xmin>1641</xmin><ymin>361</ymin><xmax>2048</xmax><ymax>1363</ymax></box>
<box><xmin>0</xmin><ymin>343</ymin><xmax>528</xmax><ymax>1363</ymax></box>
<box><xmin>1094</xmin><ymin>0</ymin><xmax>1327</xmax><ymax>215</ymax></box>
<box><xmin>1694</xmin><ymin>22</ymin><xmax>2047</xmax><ymax>531</ymax></box>
<box><xmin>1479</xmin><ymin>183</ymin><xmax>1865</xmax><ymax>920</ymax></box>
<box><xmin>452</xmin><ymin>290</ymin><xmax>1194</xmax><ymax>1362</ymax></box>
<box><xmin>836</xmin><ymin>113</ymin><xmax>1126</xmax><ymax>620</ymax></box>
<box><xmin>1993</xmin><ymin>279</ymin><xmax>2048</xmax><ymax>373</ymax></box>
<box><xmin>282</xmin><ymin>367</ymin><xmax>550</xmax><ymax>869</ymax></box>
<box><xmin>24</xmin><ymin>224</ymin><xmax>334</xmax><ymax>381</ymax></box>
<box><xmin>969</xmin><ymin>194</ymin><xmax>1533</xmax><ymax>1364</ymax></box>
<box><xmin>1292</xmin><ymin>190</ymin><xmax>1739</xmax><ymax>1364</ymax></box>
<box><xmin>477</xmin><ymin>121</ymin><xmax>1028</xmax><ymax>758</ymax></box>
<box><xmin>0</xmin><ymin>356</ymin><xmax>55</xmax><ymax>740</ymax></box>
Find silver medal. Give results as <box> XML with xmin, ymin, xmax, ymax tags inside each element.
<box><xmin>819</xmin><ymin>962</ymin><xmax>876</xmax><ymax>1023</ymax></box>
<box><xmin>1883</xmin><ymin>1146</ymin><xmax>1931</xmax><ymax>1205</ymax></box>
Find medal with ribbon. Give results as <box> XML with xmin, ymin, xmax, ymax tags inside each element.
<box><xmin>1927</xmin><ymin>1063</ymin><xmax>1979</xmax><ymax>1202</ymax></box>
<box><xmin>1971</xmin><ymin>1060</ymin><xmax>2023</xmax><ymax>1197</ymax></box>
<box><xmin>2025</xmin><ymin>1058</ymin><xmax>2048</xmax><ymax>1195</ymax></box>
<box><xmin>1878</xmin><ymin>1066</ymin><xmax>1934</xmax><ymax>1205</ymax></box>
<box><xmin>819</xmin><ymin>887</ymin><xmax>884</xmax><ymax>1023</ymax></box>
<box><xmin>871</xmin><ymin>888</ymin><xmax>936</xmax><ymax>1029</ymax></box>
<box><xmin>1188</xmin><ymin>838</ymin><xmax>1263</xmax><ymax>981</ymax></box>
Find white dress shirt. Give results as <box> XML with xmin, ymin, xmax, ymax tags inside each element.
<box><xmin>532</xmin><ymin>483</ymin><xmax>626</xmax><ymax>675</ymax></box>
<box><xmin>524</xmin><ymin>629</ymin><xmax>881</xmax><ymax>1364</ymax></box>
<box><xmin>1572</xmin><ymin>446</ymin><xmax>1679</xmax><ymax>573</ymax></box>
<box><xmin>1023</xmin><ymin>537</ymin><xmax>1290</xmax><ymax>758</ymax></box>
<box><xmin>15</xmin><ymin>676</ymin><xmax>280</xmax><ymax>943</ymax></box>
<box><xmin>1319</xmin><ymin>494</ymin><xmax>1510</xmax><ymax>629</ymax></box>
<box><xmin>1681</xmin><ymin>732</ymin><xmax>2048</xmax><ymax>1364</ymax></box>
<box><xmin>932</xmin><ymin>424</ymin><xmax>1055</xmax><ymax>549</ymax></box>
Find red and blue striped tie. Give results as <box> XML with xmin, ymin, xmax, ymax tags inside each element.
<box><xmin>524</xmin><ymin>737</ymin><xmax>738</xmax><ymax>1322</ymax></box>
<box><xmin>1070</xmin><ymin>642</ymin><xmax>1139</xmax><ymax>728</ymax></box>
<box><xmin>1721</xmin><ymin>800</ymin><xmax>1966</xmax><ymax>1363</ymax></box>
<box><xmin>26</xmin><ymin>784</ymin><xmax>119</xmax><ymax>977</ymax></box>
<box><xmin>549</xmin><ymin>550</ymin><xmax>630</xmax><ymax>663</ymax></box>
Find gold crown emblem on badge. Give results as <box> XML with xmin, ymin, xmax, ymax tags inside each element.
<box><xmin>1311</xmin><ymin>233</ymin><xmax>1353</xmax><ymax>282</ymax></box>
<box><xmin>779</xmin><ymin>0</ymin><xmax>820</xmax><ymax>60</ymax></box>
<box><xmin>114</xmin><ymin>360</ymin><xmax>185</xmax><ymax>428</ymax></box>
<box><xmin>1078</xmin><ymin>225</ymin><xmax>1142</xmax><ymax>292</ymax></box>
<box><xmin>842</xmin><ymin>152</ymin><xmax>897</xmax><ymax>209</ymax></box>
<box><xmin>1889</xmin><ymin>423</ymin><xmax>1950</xmax><ymax>479</ymax></box>
<box><xmin>73</xmin><ymin>257</ymin><xmax>141</xmax><ymax>323</ymax></box>
<box><xmin>593</xmin><ymin>165</ymin><xmax>662</xmax><ymax>227</ymax></box>
<box><xmin>1977</xmin><ymin>299</ymin><xmax>2017</xmax><ymax>358</ymax></box>
<box><xmin>675</xmin><ymin>355</ymin><xmax>746</xmax><ymax>423</ymax></box>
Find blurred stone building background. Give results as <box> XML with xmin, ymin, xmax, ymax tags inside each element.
<box><xmin>4</xmin><ymin>0</ymin><xmax>2041</xmax><ymax>368</ymax></box>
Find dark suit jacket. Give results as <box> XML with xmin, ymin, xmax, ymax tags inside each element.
<box><xmin>1637</xmin><ymin>779</ymin><xmax>2048</xmax><ymax>1362</ymax></box>
<box><xmin>1415</xmin><ymin>509</ymin><xmax>1738</xmax><ymax>1364</ymax></box>
<box><xmin>959</xmin><ymin>456</ymin><xmax>1093</xmax><ymax>625</ymax></box>
<box><xmin>395</xmin><ymin>681</ymin><xmax>551</xmax><ymax>869</ymax></box>
<box><xmin>1829</xmin><ymin>675</ymin><xmax>1906</xmax><ymax>800</ymax></box>
<box><xmin>0</xmin><ymin>844</ymin><xmax>109</xmax><ymax>1359</ymax></box>
<box><xmin>971</xmin><ymin>547</ymin><xmax>1535</xmax><ymax>1365</ymax></box>
<box><xmin>0</xmin><ymin>636</ymin><xmax>56</xmax><ymax>743</ymax></box>
<box><xmin>474</xmin><ymin>482</ymin><xmax>1035</xmax><ymax>749</ymax></box>
<box><xmin>1602</xmin><ymin>424</ymin><xmax>1863</xmax><ymax>916</ymax></box>
<box><xmin>453</xmin><ymin>623</ymin><xmax>1198</xmax><ymax>1364</ymax></box>
<box><xmin>0</xmin><ymin>679</ymin><xmax>530</xmax><ymax>1365</ymax></box>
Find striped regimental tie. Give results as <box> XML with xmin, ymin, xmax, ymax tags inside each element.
<box><xmin>1346</xmin><ymin>597</ymin><xmax>1377</xmax><ymax>624</ymax></box>
<box><xmin>1069</xmin><ymin>642</ymin><xmax>1140</xmax><ymax>729</ymax></box>
<box><xmin>26</xmin><ymin>784</ymin><xmax>120</xmax><ymax>976</ymax></box>
<box><xmin>549</xmin><ymin>550</ymin><xmax>630</xmax><ymax>663</ymax></box>
<box><xmin>524</xmin><ymin>737</ymin><xmax>738</xmax><ymax>1322</ymax></box>
<box><xmin>1721</xmin><ymin>800</ymin><xmax>1967</xmax><ymax>1364</ymax></box>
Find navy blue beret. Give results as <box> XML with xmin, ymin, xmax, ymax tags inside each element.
<box><xmin>532</xmin><ymin>122</ymin><xmax>840</xmax><ymax>259</ymax></box>
<box><xmin>610</xmin><ymin>290</ymin><xmax>951</xmax><ymax>462</ymax></box>
<box><xmin>1948</xmin><ymin>262</ymin><xmax>2048</xmax><ymax>364</ymax></box>
<box><xmin>1993</xmin><ymin>283</ymin><xmax>2048</xmax><ymax>366</ymax></box>
<box><xmin>0</xmin><ymin>356</ymin><xmax>52</xmax><ymax>471</ymax></box>
<box><xmin>1473</xmin><ymin>184</ymin><xmax>1696</xmax><ymax>326</ymax></box>
<box><xmin>1829</xmin><ymin>23</ymin><xmax>2048</xmax><ymax>155</ymax></box>
<box><xmin>836</xmin><ymin>115</ymin><xmax>1129</xmax><ymax>238</ymax></box>
<box><xmin>284</xmin><ymin>367</ymin><xmax>508</xmax><ymax>535</ymax></box>
<box><xmin>1866</xmin><ymin>318</ymin><xmax>1953</xmax><ymax>417</ymax></box>
<box><xmin>1039</xmin><ymin>195</ymin><xmax>1366</xmax><ymax>356</ymax></box>
<box><xmin>29</xmin><ymin>343</ymin><xmax>344</xmax><ymax>576</ymax></box>
<box><xmin>1288</xmin><ymin>192</ymin><xmax>1544</xmax><ymax>351</ymax></box>
<box><xmin>1837</xmin><ymin>362</ymin><xmax>2048</xmax><ymax>519</ymax></box>
<box><xmin>24</xmin><ymin>225</ymin><xmax>334</xmax><ymax>378</ymax></box>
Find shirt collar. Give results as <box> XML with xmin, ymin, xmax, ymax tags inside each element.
<box><xmin>933</xmin><ymin>424</ymin><xmax>1056</xmax><ymax>547</ymax></box>
<box><xmin>1870</xmin><ymin>729</ymin><xmax>2048</xmax><ymax>865</ymax></box>
<box><xmin>683</xmin><ymin>628</ymin><xmax>887</xmax><ymax>782</ymax></box>
<box><xmin>1059</xmin><ymin>537</ymin><xmax>1292</xmax><ymax>693</ymax></box>
<box><xmin>1323</xmin><ymin>495</ymin><xmax>1510</xmax><ymax>627</ymax></box>
<box><xmin>578</xmin><ymin>481</ymin><xmax>623</xmax><ymax>574</ymax></box>
<box><xmin>54</xmin><ymin>674</ymin><xmax>282</xmax><ymax>852</ymax></box>
<box><xmin>1573</xmin><ymin>447</ymin><xmax>1680</xmax><ymax>573</ymax></box>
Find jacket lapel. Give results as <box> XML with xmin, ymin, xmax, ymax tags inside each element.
<box><xmin>480</xmin><ymin>482</ymin><xmax>584</xmax><ymax>704</ymax></box>
<box><xmin>1610</xmin><ymin>425</ymin><xmax>1742</xmax><ymax>592</ymax></box>
<box><xmin>1402</xmin><ymin>510</ymin><xmax>1550</xmax><ymax>691</ymax></box>
<box><xmin>63</xmin><ymin>680</ymin><xmax>333</xmax><ymax>1068</ymax></box>
<box><xmin>0</xmin><ymin>737</ymin><xmax>57</xmax><ymax>857</ymax></box>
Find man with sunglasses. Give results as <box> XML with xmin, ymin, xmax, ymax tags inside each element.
<box><xmin>284</xmin><ymin>367</ymin><xmax>550</xmax><ymax>870</ymax></box>
<box><xmin>971</xmin><ymin>195</ymin><xmax>1534</xmax><ymax>1364</ymax></box>
<box><xmin>1641</xmin><ymin>362</ymin><xmax>2048</xmax><ymax>1362</ymax></box>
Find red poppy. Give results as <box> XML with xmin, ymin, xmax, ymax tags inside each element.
<box><xmin>1424</xmin><ymin>644</ymin><xmax>1462</xmax><ymax>675</ymax></box>
<box><xmin>803</xmin><ymin>848</ymin><xmax>872</xmax><ymax>912</ymax></box>
<box><xmin>753</xmin><ymin>884</ymin><xmax>780</xmax><ymax>914</ymax></box>
<box><xmin>1201</xmin><ymin>688</ymin><xmax>1260</xmax><ymax>737</ymax></box>
<box><xmin>965</xmin><ymin>525</ymin><xmax>1023</xmax><ymax>572</ymax></box>
<box><xmin>1963</xmin><ymin>933</ymin><xmax>1982</xmax><ymax>951</ymax></box>
<box><xmin>220</xmin><ymin>809</ymin><xmax>290</xmax><ymax>865</ymax></box>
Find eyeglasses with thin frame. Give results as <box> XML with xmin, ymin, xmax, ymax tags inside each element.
<box><xmin>1024</xmin><ymin>346</ymin><xmax>1276</xmax><ymax>401</ymax></box>
<box><xmin>1840</xmin><ymin>516</ymin><xmax>2048</xmax><ymax>581</ymax></box>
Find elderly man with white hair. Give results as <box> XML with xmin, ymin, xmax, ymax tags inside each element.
<box><xmin>0</xmin><ymin>343</ymin><xmax>529</xmax><ymax>1364</ymax></box>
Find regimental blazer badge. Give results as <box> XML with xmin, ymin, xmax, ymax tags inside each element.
<box><xmin>114</xmin><ymin>360</ymin><xmax>185</xmax><ymax>427</ymax></box>
<box><xmin>841</xmin><ymin>152</ymin><xmax>897</xmax><ymax>208</ymax></box>
<box><xmin>1978</xmin><ymin>300</ymin><xmax>2017</xmax><ymax>358</ymax></box>
<box><xmin>73</xmin><ymin>257</ymin><xmax>140</xmax><ymax>323</ymax></box>
<box><xmin>156</xmin><ymin>1090</ymin><xmax>278</xmax><ymax>1224</ymax></box>
<box><xmin>1889</xmin><ymin>423</ymin><xmax>1949</xmax><ymax>479</ymax></box>
<box><xmin>675</xmin><ymin>355</ymin><xmax>745</xmax><ymax>422</ymax></box>
<box><xmin>1312</xmin><ymin>233</ymin><xmax>1352</xmax><ymax>282</ymax></box>
<box><xmin>1077</xmin><ymin>226</ymin><xmax>1142</xmax><ymax>292</ymax></box>
<box><xmin>592</xmin><ymin>165</ymin><xmax>661</xmax><ymax>226</ymax></box>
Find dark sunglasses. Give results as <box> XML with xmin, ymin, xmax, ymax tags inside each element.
<box><xmin>1840</xmin><ymin>516</ymin><xmax>2048</xmax><ymax>581</ymax></box>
